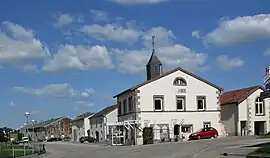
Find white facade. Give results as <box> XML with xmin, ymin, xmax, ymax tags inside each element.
<box><xmin>71</xmin><ymin>114</ymin><xmax>94</xmax><ymax>142</ymax></box>
<box><xmin>221</xmin><ymin>88</ymin><xmax>270</xmax><ymax>136</ymax></box>
<box><xmin>116</xmin><ymin>69</ymin><xmax>225</xmax><ymax>145</ymax></box>
<box><xmin>89</xmin><ymin>107</ymin><xmax>118</xmax><ymax>142</ymax></box>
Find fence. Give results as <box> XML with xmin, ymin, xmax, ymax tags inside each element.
<box><xmin>0</xmin><ymin>142</ymin><xmax>46</xmax><ymax>158</ymax></box>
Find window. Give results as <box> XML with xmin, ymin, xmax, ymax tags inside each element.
<box><xmin>100</xmin><ymin>119</ymin><xmax>102</xmax><ymax>127</ymax></box>
<box><xmin>118</xmin><ymin>101</ymin><xmax>122</xmax><ymax>115</ymax></box>
<box><xmin>173</xmin><ymin>77</ymin><xmax>187</xmax><ymax>86</ymax></box>
<box><xmin>255</xmin><ymin>97</ymin><xmax>265</xmax><ymax>115</ymax></box>
<box><xmin>123</xmin><ymin>99</ymin><xmax>127</xmax><ymax>114</ymax></box>
<box><xmin>176</xmin><ymin>96</ymin><xmax>185</xmax><ymax>111</ymax></box>
<box><xmin>128</xmin><ymin>96</ymin><xmax>133</xmax><ymax>112</ymax></box>
<box><xmin>153</xmin><ymin>96</ymin><xmax>163</xmax><ymax>111</ymax></box>
<box><xmin>95</xmin><ymin>120</ymin><xmax>97</xmax><ymax>128</ymax></box>
<box><xmin>181</xmin><ymin>125</ymin><xmax>192</xmax><ymax>133</ymax></box>
<box><xmin>90</xmin><ymin>120</ymin><xmax>92</xmax><ymax>129</ymax></box>
<box><xmin>197</xmin><ymin>96</ymin><xmax>206</xmax><ymax>110</ymax></box>
<box><xmin>203</xmin><ymin>122</ymin><xmax>211</xmax><ymax>128</ymax></box>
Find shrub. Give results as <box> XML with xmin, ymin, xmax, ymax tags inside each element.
<box><xmin>143</xmin><ymin>127</ymin><xmax>154</xmax><ymax>145</ymax></box>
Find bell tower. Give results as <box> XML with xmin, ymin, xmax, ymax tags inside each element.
<box><xmin>146</xmin><ymin>36</ymin><xmax>163</xmax><ymax>80</ymax></box>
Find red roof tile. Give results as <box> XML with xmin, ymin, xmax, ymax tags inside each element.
<box><xmin>220</xmin><ymin>85</ymin><xmax>264</xmax><ymax>105</ymax></box>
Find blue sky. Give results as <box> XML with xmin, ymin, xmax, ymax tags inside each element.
<box><xmin>1</xmin><ymin>0</ymin><xmax>270</xmax><ymax>128</ymax></box>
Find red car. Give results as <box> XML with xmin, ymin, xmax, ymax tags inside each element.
<box><xmin>188</xmin><ymin>127</ymin><xmax>218</xmax><ymax>140</ymax></box>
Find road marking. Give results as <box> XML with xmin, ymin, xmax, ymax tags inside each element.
<box><xmin>192</xmin><ymin>147</ymin><xmax>210</xmax><ymax>158</ymax></box>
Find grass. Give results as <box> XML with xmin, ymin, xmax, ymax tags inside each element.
<box><xmin>0</xmin><ymin>143</ymin><xmax>36</xmax><ymax>158</ymax></box>
<box><xmin>247</xmin><ymin>146</ymin><xmax>270</xmax><ymax>157</ymax></box>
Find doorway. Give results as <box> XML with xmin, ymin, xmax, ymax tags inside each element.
<box><xmin>174</xmin><ymin>124</ymin><xmax>180</xmax><ymax>136</ymax></box>
<box><xmin>73</xmin><ymin>129</ymin><xmax>77</xmax><ymax>141</ymax></box>
<box><xmin>240</xmin><ymin>121</ymin><xmax>247</xmax><ymax>136</ymax></box>
<box><xmin>254</xmin><ymin>121</ymin><xmax>266</xmax><ymax>136</ymax></box>
<box><xmin>95</xmin><ymin>131</ymin><xmax>99</xmax><ymax>141</ymax></box>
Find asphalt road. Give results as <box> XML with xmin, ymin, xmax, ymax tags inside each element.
<box><xmin>40</xmin><ymin>136</ymin><xmax>270</xmax><ymax>158</ymax></box>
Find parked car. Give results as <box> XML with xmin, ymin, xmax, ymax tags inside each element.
<box><xmin>79</xmin><ymin>136</ymin><xmax>96</xmax><ymax>143</ymax></box>
<box><xmin>22</xmin><ymin>136</ymin><xmax>29</xmax><ymax>143</ymax></box>
<box><xmin>188</xmin><ymin>127</ymin><xmax>218</xmax><ymax>140</ymax></box>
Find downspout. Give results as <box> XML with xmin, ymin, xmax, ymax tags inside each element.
<box><xmin>132</xmin><ymin>91</ymin><xmax>137</xmax><ymax>145</ymax></box>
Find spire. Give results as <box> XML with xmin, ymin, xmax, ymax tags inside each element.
<box><xmin>146</xmin><ymin>36</ymin><xmax>163</xmax><ymax>80</ymax></box>
<box><xmin>152</xmin><ymin>36</ymin><xmax>155</xmax><ymax>53</ymax></box>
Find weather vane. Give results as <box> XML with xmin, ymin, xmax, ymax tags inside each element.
<box><xmin>152</xmin><ymin>36</ymin><xmax>155</xmax><ymax>51</ymax></box>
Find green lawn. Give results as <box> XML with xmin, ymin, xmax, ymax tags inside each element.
<box><xmin>247</xmin><ymin>146</ymin><xmax>270</xmax><ymax>157</ymax></box>
<box><xmin>0</xmin><ymin>143</ymin><xmax>35</xmax><ymax>158</ymax></box>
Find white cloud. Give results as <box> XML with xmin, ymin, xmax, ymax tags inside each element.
<box><xmin>192</xmin><ymin>30</ymin><xmax>201</xmax><ymax>39</ymax></box>
<box><xmin>42</xmin><ymin>44</ymin><xmax>114</xmax><ymax>72</ymax></box>
<box><xmin>142</xmin><ymin>27</ymin><xmax>175</xmax><ymax>48</ymax></box>
<box><xmin>74</xmin><ymin>101</ymin><xmax>95</xmax><ymax>107</ymax></box>
<box><xmin>205</xmin><ymin>14</ymin><xmax>270</xmax><ymax>46</ymax></box>
<box><xmin>9</xmin><ymin>101</ymin><xmax>17</xmax><ymax>107</ymax></box>
<box><xmin>80</xmin><ymin>88</ymin><xmax>95</xmax><ymax>98</ymax></box>
<box><xmin>13</xmin><ymin>83</ymin><xmax>94</xmax><ymax>99</ymax></box>
<box><xmin>216</xmin><ymin>55</ymin><xmax>244</xmax><ymax>70</ymax></box>
<box><xmin>55</xmin><ymin>13</ymin><xmax>73</xmax><ymax>28</ymax></box>
<box><xmin>109</xmin><ymin>0</ymin><xmax>169</xmax><ymax>5</ymax></box>
<box><xmin>80</xmin><ymin>23</ymin><xmax>175</xmax><ymax>46</ymax></box>
<box><xmin>0</xmin><ymin>21</ymin><xmax>50</xmax><ymax>63</ymax></box>
<box><xmin>114</xmin><ymin>44</ymin><xmax>207</xmax><ymax>74</ymax></box>
<box><xmin>16</xmin><ymin>63</ymin><xmax>39</xmax><ymax>73</ymax></box>
<box><xmin>80</xmin><ymin>24</ymin><xmax>141</xmax><ymax>43</ymax></box>
<box><xmin>90</xmin><ymin>10</ymin><xmax>109</xmax><ymax>22</ymax></box>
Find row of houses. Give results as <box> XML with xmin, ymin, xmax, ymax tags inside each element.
<box><xmin>72</xmin><ymin>44</ymin><xmax>270</xmax><ymax>146</ymax></box>
<box><xmin>20</xmin><ymin>39</ymin><xmax>270</xmax><ymax>146</ymax></box>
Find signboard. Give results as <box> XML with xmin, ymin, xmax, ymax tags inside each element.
<box><xmin>264</xmin><ymin>65</ymin><xmax>270</xmax><ymax>84</ymax></box>
<box><xmin>176</xmin><ymin>88</ymin><xmax>186</xmax><ymax>94</ymax></box>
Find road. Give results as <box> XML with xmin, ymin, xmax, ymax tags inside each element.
<box><xmin>40</xmin><ymin>136</ymin><xmax>269</xmax><ymax>158</ymax></box>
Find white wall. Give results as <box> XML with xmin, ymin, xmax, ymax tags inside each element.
<box><xmin>71</xmin><ymin>120</ymin><xmax>84</xmax><ymax>141</ymax></box>
<box><xmin>238</xmin><ymin>89</ymin><xmax>270</xmax><ymax>135</ymax></box>
<box><xmin>84</xmin><ymin>115</ymin><xmax>93</xmax><ymax>136</ymax></box>
<box><xmin>89</xmin><ymin>109</ymin><xmax>118</xmax><ymax>141</ymax></box>
<box><xmin>138</xmin><ymin>70</ymin><xmax>220</xmax><ymax>111</ymax></box>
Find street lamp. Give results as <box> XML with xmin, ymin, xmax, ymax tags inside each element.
<box><xmin>25</xmin><ymin>112</ymin><xmax>30</xmax><ymax>138</ymax></box>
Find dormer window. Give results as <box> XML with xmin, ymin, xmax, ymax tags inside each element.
<box><xmin>173</xmin><ymin>77</ymin><xmax>187</xmax><ymax>86</ymax></box>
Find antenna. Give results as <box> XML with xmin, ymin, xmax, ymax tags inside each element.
<box><xmin>152</xmin><ymin>36</ymin><xmax>155</xmax><ymax>52</ymax></box>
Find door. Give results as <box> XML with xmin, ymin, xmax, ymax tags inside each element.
<box><xmin>73</xmin><ymin>129</ymin><xmax>77</xmax><ymax>141</ymax></box>
<box><xmin>240</xmin><ymin>121</ymin><xmax>247</xmax><ymax>136</ymax></box>
<box><xmin>95</xmin><ymin>131</ymin><xmax>99</xmax><ymax>141</ymax></box>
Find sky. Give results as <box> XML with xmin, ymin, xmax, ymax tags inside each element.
<box><xmin>0</xmin><ymin>0</ymin><xmax>270</xmax><ymax>128</ymax></box>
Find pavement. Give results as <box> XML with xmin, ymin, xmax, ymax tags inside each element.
<box><xmin>39</xmin><ymin>136</ymin><xmax>270</xmax><ymax>158</ymax></box>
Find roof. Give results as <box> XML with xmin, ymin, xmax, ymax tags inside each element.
<box><xmin>91</xmin><ymin>104</ymin><xmax>117</xmax><ymax>118</ymax></box>
<box><xmin>113</xmin><ymin>67</ymin><xmax>224</xmax><ymax>98</ymax></box>
<box><xmin>32</xmin><ymin>117</ymin><xmax>66</xmax><ymax>128</ymax></box>
<box><xmin>220</xmin><ymin>85</ymin><xmax>264</xmax><ymax>105</ymax></box>
<box><xmin>71</xmin><ymin>112</ymin><xmax>94</xmax><ymax>122</ymax></box>
<box><xmin>146</xmin><ymin>51</ymin><xmax>161</xmax><ymax>66</ymax></box>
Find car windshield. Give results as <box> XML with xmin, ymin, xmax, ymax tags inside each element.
<box><xmin>195</xmin><ymin>128</ymin><xmax>205</xmax><ymax>132</ymax></box>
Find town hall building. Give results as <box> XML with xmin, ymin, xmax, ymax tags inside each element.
<box><xmin>111</xmin><ymin>37</ymin><xmax>226</xmax><ymax>145</ymax></box>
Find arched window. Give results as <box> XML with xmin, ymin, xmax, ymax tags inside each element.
<box><xmin>255</xmin><ymin>97</ymin><xmax>264</xmax><ymax>116</ymax></box>
<box><xmin>173</xmin><ymin>77</ymin><xmax>187</xmax><ymax>86</ymax></box>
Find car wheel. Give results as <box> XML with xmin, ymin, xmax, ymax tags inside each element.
<box><xmin>213</xmin><ymin>134</ymin><xmax>218</xmax><ymax>138</ymax></box>
<box><xmin>197</xmin><ymin>135</ymin><xmax>201</xmax><ymax>140</ymax></box>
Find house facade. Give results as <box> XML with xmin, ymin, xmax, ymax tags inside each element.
<box><xmin>113</xmin><ymin>46</ymin><xmax>226</xmax><ymax>145</ymax></box>
<box><xmin>23</xmin><ymin>116</ymin><xmax>72</xmax><ymax>141</ymax></box>
<box><xmin>220</xmin><ymin>85</ymin><xmax>270</xmax><ymax>136</ymax></box>
<box><xmin>89</xmin><ymin>105</ymin><xmax>117</xmax><ymax>142</ymax></box>
<box><xmin>71</xmin><ymin>112</ymin><xmax>94</xmax><ymax>142</ymax></box>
